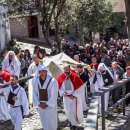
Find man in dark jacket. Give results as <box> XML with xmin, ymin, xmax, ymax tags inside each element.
<box><xmin>78</xmin><ymin>49</ymin><xmax>86</xmax><ymax>63</ymax></box>
<box><xmin>109</xmin><ymin>61</ymin><xmax>124</xmax><ymax>112</ymax></box>
<box><xmin>112</xmin><ymin>52</ymin><xmax>126</xmax><ymax>71</ymax></box>
<box><xmin>101</xmin><ymin>49</ymin><xmax>111</xmax><ymax>67</ymax></box>
<box><xmin>77</xmin><ymin>64</ymin><xmax>89</xmax><ymax>111</ymax></box>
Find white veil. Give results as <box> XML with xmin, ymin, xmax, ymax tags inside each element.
<box><xmin>1</xmin><ymin>51</ymin><xmax>21</xmax><ymax>66</ymax></box>
<box><xmin>32</xmin><ymin>64</ymin><xmax>52</xmax><ymax>87</ymax></box>
<box><xmin>98</xmin><ymin>63</ymin><xmax>113</xmax><ymax>79</ymax></box>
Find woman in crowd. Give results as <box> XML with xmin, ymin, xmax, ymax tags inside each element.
<box><xmin>23</xmin><ymin>49</ymin><xmax>32</xmax><ymax>76</ymax></box>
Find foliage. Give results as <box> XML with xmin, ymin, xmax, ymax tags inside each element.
<box><xmin>76</xmin><ymin>0</ymin><xmax>114</xmax><ymax>33</ymax></box>
<box><xmin>58</xmin><ymin>0</ymin><xmax>114</xmax><ymax>34</ymax></box>
<box><xmin>7</xmin><ymin>38</ymin><xmax>21</xmax><ymax>53</ymax></box>
<box><xmin>0</xmin><ymin>0</ymin><xmax>114</xmax><ymax>47</ymax></box>
<box><xmin>9</xmin><ymin>38</ymin><xmax>17</xmax><ymax>46</ymax></box>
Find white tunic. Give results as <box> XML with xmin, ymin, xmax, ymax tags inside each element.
<box><xmin>5</xmin><ymin>85</ymin><xmax>29</xmax><ymax>130</ymax></box>
<box><xmin>94</xmin><ymin>72</ymin><xmax>109</xmax><ymax>114</ymax></box>
<box><xmin>0</xmin><ymin>87</ymin><xmax>10</xmax><ymax>120</ymax></box>
<box><xmin>28</xmin><ymin>61</ymin><xmax>43</xmax><ymax>75</ymax></box>
<box><xmin>33</xmin><ymin>75</ymin><xmax>58</xmax><ymax>130</ymax></box>
<box><xmin>59</xmin><ymin>79</ymin><xmax>83</xmax><ymax>126</ymax></box>
<box><xmin>89</xmin><ymin>66</ymin><xmax>96</xmax><ymax>93</ymax></box>
<box><xmin>28</xmin><ymin>62</ymin><xmax>40</xmax><ymax>105</ymax></box>
<box><xmin>2</xmin><ymin>59</ymin><xmax>20</xmax><ymax>77</ymax></box>
<box><xmin>27</xmin><ymin>62</ymin><xmax>38</xmax><ymax>75</ymax></box>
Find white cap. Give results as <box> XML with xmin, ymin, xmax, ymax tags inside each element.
<box><xmin>9</xmin><ymin>51</ymin><xmax>15</xmax><ymax>56</ymax></box>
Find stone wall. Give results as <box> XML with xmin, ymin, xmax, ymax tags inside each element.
<box><xmin>10</xmin><ymin>15</ymin><xmax>44</xmax><ymax>39</ymax></box>
<box><xmin>111</xmin><ymin>0</ymin><xmax>126</xmax><ymax>13</ymax></box>
<box><xmin>10</xmin><ymin>17</ymin><xmax>29</xmax><ymax>38</ymax></box>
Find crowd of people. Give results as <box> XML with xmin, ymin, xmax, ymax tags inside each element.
<box><xmin>0</xmin><ymin>37</ymin><xmax>130</xmax><ymax>130</ymax></box>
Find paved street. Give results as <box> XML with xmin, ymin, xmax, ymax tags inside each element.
<box><xmin>0</xmin><ymin>42</ymin><xmax>130</xmax><ymax>130</ymax></box>
<box><xmin>1</xmin><ymin>94</ymin><xmax>130</xmax><ymax>130</ymax></box>
<box><xmin>0</xmin><ymin>97</ymin><xmax>86</xmax><ymax>130</ymax></box>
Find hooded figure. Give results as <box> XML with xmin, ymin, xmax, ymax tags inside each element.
<box><xmin>32</xmin><ymin>65</ymin><xmax>58</xmax><ymax>130</ymax></box>
<box><xmin>0</xmin><ymin>66</ymin><xmax>11</xmax><ymax>121</ymax></box>
<box><xmin>93</xmin><ymin>63</ymin><xmax>114</xmax><ymax>114</ymax></box>
<box><xmin>2</xmin><ymin>51</ymin><xmax>21</xmax><ymax>77</ymax></box>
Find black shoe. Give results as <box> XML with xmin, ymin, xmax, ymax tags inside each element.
<box><xmin>72</xmin><ymin>126</ymin><xmax>76</xmax><ymax>130</ymax></box>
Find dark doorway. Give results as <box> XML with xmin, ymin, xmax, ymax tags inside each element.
<box><xmin>28</xmin><ymin>16</ymin><xmax>38</xmax><ymax>38</ymax></box>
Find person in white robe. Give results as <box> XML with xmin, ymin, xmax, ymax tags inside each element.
<box><xmin>32</xmin><ymin>65</ymin><xmax>58</xmax><ymax>130</ymax></box>
<box><xmin>89</xmin><ymin>56</ymin><xmax>99</xmax><ymax>93</ymax></box>
<box><xmin>0</xmin><ymin>75</ymin><xmax>29</xmax><ymax>130</ymax></box>
<box><xmin>0</xmin><ymin>67</ymin><xmax>11</xmax><ymax>122</ymax></box>
<box><xmin>27</xmin><ymin>54</ymin><xmax>42</xmax><ymax>75</ymax></box>
<box><xmin>57</xmin><ymin>64</ymin><xmax>84</xmax><ymax>130</ymax></box>
<box><xmin>28</xmin><ymin>54</ymin><xmax>43</xmax><ymax>106</ymax></box>
<box><xmin>1</xmin><ymin>51</ymin><xmax>21</xmax><ymax>77</ymax></box>
<box><xmin>93</xmin><ymin>63</ymin><xmax>114</xmax><ymax>114</ymax></box>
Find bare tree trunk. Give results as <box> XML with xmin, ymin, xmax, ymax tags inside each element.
<box><xmin>42</xmin><ymin>22</ymin><xmax>52</xmax><ymax>48</ymax></box>
<box><xmin>89</xmin><ymin>31</ymin><xmax>92</xmax><ymax>41</ymax></box>
<box><xmin>78</xmin><ymin>22</ymin><xmax>84</xmax><ymax>46</ymax></box>
<box><xmin>55</xmin><ymin>17</ymin><xmax>61</xmax><ymax>52</ymax></box>
<box><xmin>125</xmin><ymin>0</ymin><xmax>130</xmax><ymax>39</ymax></box>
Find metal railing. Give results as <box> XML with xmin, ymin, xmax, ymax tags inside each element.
<box><xmin>85</xmin><ymin>78</ymin><xmax>130</xmax><ymax>130</ymax></box>
<box><xmin>2</xmin><ymin>75</ymin><xmax>33</xmax><ymax>89</ymax></box>
<box><xmin>3</xmin><ymin>75</ymin><xmax>130</xmax><ymax>130</ymax></box>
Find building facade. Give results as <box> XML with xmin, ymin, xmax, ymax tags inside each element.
<box><xmin>9</xmin><ymin>0</ymin><xmax>127</xmax><ymax>40</ymax></box>
<box><xmin>0</xmin><ymin>4</ymin><xmax>11</xmax><ymax>51</ymax></box>
<box><xmin>10</xmin><ymin>14</ymin><xmax>43</xmax><ymax>39</ymax></box>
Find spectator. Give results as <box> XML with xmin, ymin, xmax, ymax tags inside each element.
<box><xmin>95</xmin><ymin>54</ymin><xmax>101</xmax><ymax>64</ymax></box>
<box><xmin>122</xmin><ymin>66</ymin><xmax>130</xmax><ymax>106</ymax></box>
<box><xmin>78</xmin><ymin>49</ymin><xmax>86</xmax><ymax>62</ymax></box>
<box><xmin>101</xmin><ymin>49</ymin><xmax>111</xmax><ymax>67</ymax></box>
<box><xmin>0</xmin><ymin>50</ymin><xmax>8</xmax><ymax>65</ymax></box>
<box><xmin>77</xmin><ymin>64</ymin><xmax>89</xmax><ymax>111</ymax></box>
<box><xmin>109</xmin><ymin>61</ymin><xmax>124</xmax><ymax>112</ymax></box>
<box><xmin>84</xmin><ymin>53</ymin><xmax>92</xmax><ymax>65</ymax></box>
<box><xmin>63</xmin><ymin>40</ymin><xmax>70</xmax><ymax>51</ymax></box>
<box><xmin>114</xmin><ymin>52</ymin><xmax>126</xmax><ymax>71</ymax></box>
<box><xmin>68</xmin><ymin>47</ymin><xmax>74</xmax><ymax>59</ymax></box>
<box><xmin>37</xmin><ymin>48</ymin><xmax>46</xmax><ymax>59</ymax></box>
<box><xmin>33</xmin><ymin>45</ymin><xmax>40</xmax><ymax>54</ymax></box>
<box><xmin>17</xmin><ymin>50</ymin><xmax>25</xmax><ymax>72</ymax></box>
<box><xmin>74</xmin><ymin>55</ymin><xmax>81</xmax><ymax>63</ymax></box>
<box><xmin>50</xmin><ymin>47</ymin><xmax>58</xmax><ymax>56</ymax></box>
<box><xmin>23</xmin><ymin>49</ymin><xmax>32</xmax><ymax>76</ymax></box>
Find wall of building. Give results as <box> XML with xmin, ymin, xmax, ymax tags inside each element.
<box><xmin>10</xmin><ymin>17</ymin><xmax>29</xmax><ymax>38</ymax></box>
<box><xmin>10</xmin><ymin>15</ymin><xmax>44</xmax><ymax>39</ymax></box>
<box><xmin>111</xmin><ymin>0</ymin><xmax>125</xmax><ymax>12</ymax></box>
<box><xmin>0</xmin><ymin>6</ymin><xmax>11</xmax><ymax>51</ymax></box>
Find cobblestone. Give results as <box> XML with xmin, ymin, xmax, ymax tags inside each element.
<box><xmin>1</xmin><ymin>42</ymin><xmax>130</xmax><ymax>130</ymax></box>
<box><xmin>0</xmin><ymin>97</ymin><xmax>86</xmax><ymax>130</ymax></box>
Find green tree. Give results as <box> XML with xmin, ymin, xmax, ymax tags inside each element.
<box><xmin>0</xmin><ymin>0</ymin><xmax>114</xmax><ymax>49</ymax></box>
<box><xmin>76</xmin><ymin>0</ymin><xmax>114</xmax><ymax>43</ymax></box>
<box><xmin>0</xmin><ymin>0</ymin><xmax>67</xmax><ymax>51</ymax></box>
<box><xmin>57</xmin><ymin>0</ymin><xmax>114</xmax><ymax>45</ymax></box>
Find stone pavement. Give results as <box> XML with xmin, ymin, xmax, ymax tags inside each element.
<box><xmin>1</xmin><ymin>88</ymin><xmax>130</xmax><ymax>130</ymax></box>
<box><xmin>17</xmin><ymin>41</ymin><xmax>51</xmax><ymax>55</ymax></box>
<box><xmin>1</xmin><ymin>42</ymin><xmax>130</xmax><ymax>130</ymax></box>
<box><xmin>1</xmin><ymin>95</ymin><xmax>130</xmax><ymax>130</ymax></box>
<box><xmin>0</xmin><ymin>97</ymin><xmax>86</xmax><ymax>130</ymax></box>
